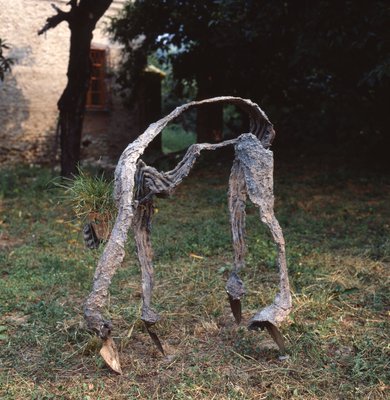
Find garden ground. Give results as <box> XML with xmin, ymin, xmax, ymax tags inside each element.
<box><xmin>0</xmin><ymin>155</ymin><xmax>389</xmax><ymax>399</ymax></box>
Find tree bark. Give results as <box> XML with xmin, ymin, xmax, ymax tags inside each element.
<box><xmin>39</xmin><ymin>0</ymin><xmax>113</xmax><ymax>177</ymax></box>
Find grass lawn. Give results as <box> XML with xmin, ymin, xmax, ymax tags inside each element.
<box><xmin>0</xmin><ymin>158</ymin><xmax>389</xmax><ymax>399</ymax></box>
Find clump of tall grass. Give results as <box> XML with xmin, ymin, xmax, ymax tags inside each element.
<box><xmin>58</xmin><ymin>168</ymin><xmax>116</xmax><ymax>225</ymax></box>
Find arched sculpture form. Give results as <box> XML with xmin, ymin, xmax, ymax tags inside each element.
<box><xmin>83</xmin><ymin>96</ymin><xmax>292</xmax><ymax>373</ymax></box>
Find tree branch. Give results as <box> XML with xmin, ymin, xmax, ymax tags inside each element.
<box><xmin>38</xmin><ymin>3</ymin><xmax>72</xmax><ymax>35</ymax></box>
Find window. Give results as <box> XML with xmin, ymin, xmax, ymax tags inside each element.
<box><xmin>86</xmin><ymin>48</ymin><xmax>109</xmax><ymax>110</ymax></box>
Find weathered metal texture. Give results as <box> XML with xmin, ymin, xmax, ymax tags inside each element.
<box><xmin>83</xmin><ymin>96</ymin><xmax>291</xmax><ymax>372</ymax></box>
<box><xmin>233</xmin><ymin>134</ymin><xmax>292</xmax><ymax>353</ymax></box>
<box><xmin>226</xmin><ymin>160</ymin><xmax>247</xmax><ymax>323</ymax></box>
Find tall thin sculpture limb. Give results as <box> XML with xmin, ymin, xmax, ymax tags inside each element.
<box><xmin>226</xmin><ymin>160</ymin><xmax>247</xmax><ymax>324</ymax></box>
<box><xmin>132</xmin><ymin>196</ymin><xmax>165</xmax><ymax>354</ymax></box>
<box><xmin>235</xmin><ymin>134</ymin><xmax>292</xmax><ymax>353</ymax></box>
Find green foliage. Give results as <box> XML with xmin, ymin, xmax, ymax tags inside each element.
<box><xmin>162</xmin><ymin>123</ymin><xmax>196</xmax><ymax>153</ymax></box>
<box><xmin>110</xmin><ymin>0</ymin><xmax>390</xmax><ymax>153</ymax></box>
<box><xmin>0</xmin><ymin>38</ymin><xmax>13</xmax><ymax>81</ymax></box>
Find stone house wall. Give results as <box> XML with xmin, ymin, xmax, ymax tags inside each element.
<box><xmin>0</xmin><ymin>0</ymin><xmax>155</xmax><ymax>167</ymax></box>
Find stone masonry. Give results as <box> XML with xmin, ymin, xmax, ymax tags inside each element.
<box><xmin>0</xmin><ymin>0</ymin><xmax>143</xmax><ymax>167</ymax></box>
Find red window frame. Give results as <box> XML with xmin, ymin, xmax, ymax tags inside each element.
<box><xmin>86</xmin><ymin>48</ymin><xmax>109</xmax><ymax>110</ymax></box>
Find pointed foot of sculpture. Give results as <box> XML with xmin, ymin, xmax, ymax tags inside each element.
<box><xmin>228</xmin><ymin>294</ymin><xmax>242</xmax><ymax>324</ymax></box>
<box><xmin>248</xmin><ymin>319</ymin><xmax>286</xmax><ymax>354</ymax></box>
<box><xmin>100</xmin><ymin>336</ymin><xmax>123</xmax><ymax>374</ymax></box>
<box><xmin>248</xmin><ymin>303</ymin><xmax>291</xmax><ymax>355</ymax></box>
<box><xmin>141</xmin><ymin>306</ymin><xmax>164</xmax><ymax>355</ymax></box>
<box><xmin>226</xmin><ymin>272</ymin><xmax>245</xmax><ymax>325</ymax></box>
<box><xmin>144</xmin><ymin>321</ymin><xmax>165</xmax><ymax>355</ymax></box>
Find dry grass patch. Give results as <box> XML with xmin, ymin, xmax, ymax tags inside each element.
<box><xmin>0</xmin><ymin>163</ymin><xmax>389</xmax><ymax>399</ymax></box>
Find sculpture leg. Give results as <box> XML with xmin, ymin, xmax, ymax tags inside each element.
<box><xmin>226</xmin><ymin>160</ymin><xmax>247</xmax><ymax>324</ymax></box>
<box><xmin>133</xmin><ymin>201</ymin><xmax>164</xmax><ymax>354</ymax></box>
<box><xmin>84</xmin><ymin>214</ymin><xmax>131</xmax><ymax>339</ymax></box>
<box><xmin>247</xmin><ymin>213</ymin><xmax>291</xmax><ymax>355</ymax></box>
<box><xmin>235</xmin><ymin>133</ymin><xmax>292</xmax><ymax>354</ymax></box>
<box><xmin>83</xmin><ymin>212</ymin><xmax>132</xmax><ymax>375</ymax></box>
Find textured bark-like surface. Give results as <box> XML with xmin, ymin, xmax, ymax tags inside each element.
<box><xmin>132</xmin><ymin>196</ymin><xmax>165</xmax><ymax>354</ymax></box>
<box><xmin>83</xmin><ymin>97</ymin><xmax>290</xmax><ymax>364</ymax></box>
<box><xmin>225</xmin><ymin>134</ymin><xmax>292</xmax><ymax>347</ymax></box>
<box><xmin>235</xmin><ymin>134</ymin><xmax>292</xmax><ymax>350</ymax></box>
<box><xmin>83</xmin><ymin>223</ymin><xmax>101</xmax><ymax>249</ymax></box>
<box><xmin>228</xmin><ymin>160</ymin><xmax>248</xmax><ymax>275</ymax></box>
<box><xmin>226</xmin><ymin>160</ymin><xmax>247</xmax><ymax>323</ymax></box>
<box><xmin>132</xmin><ymin>199</ymin><xmax>159</xmax><ymax>323</ymax></box>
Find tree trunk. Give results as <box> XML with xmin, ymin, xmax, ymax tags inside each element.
<box><xmin>58</xmin><ymin>20</ymin><xmax>93</xmax><ymax>177</ymax></box>
<box><xmin>39</xmin><ymin>0</ymin><xmax>113</xmax><ymax>177</ymax></box>
<box><xmin>137</xmin><ymin>69</ymin><xmax>163</xmax><ymax>157</ymax></box>
<box><xmin>196</xmin><ymin>76</ymin><xmax>224</xmax><ymax>143</ymax></box>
